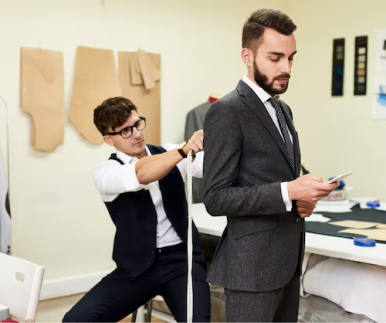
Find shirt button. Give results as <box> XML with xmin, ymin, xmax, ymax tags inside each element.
<box><xmin>296</xmin><ymin>217</ymin><xmax>301</xmax><ymax>223</ymax></box>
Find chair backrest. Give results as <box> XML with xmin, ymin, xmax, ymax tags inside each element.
<box><xmin>0</xmin><ymin>253</ymin><xmax>44</xmax><ymax>322</ymax></box>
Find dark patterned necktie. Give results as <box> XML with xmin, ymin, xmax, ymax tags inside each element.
<box><xmin>268</xmin><ymin>97</ymin><xmax>295</xmax><ymax>171</ymax></box>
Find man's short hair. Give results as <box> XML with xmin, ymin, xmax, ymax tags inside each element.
<box><xmin>242</xmin><ymin>9</ymin><xmax>297</xmax><ymax>54</ymax></box>
<box><xmin>94</xmin><ymin>97</ymin><xmax>138</xmax><ymax>135</ymax></box>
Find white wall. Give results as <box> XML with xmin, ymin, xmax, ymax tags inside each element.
<box><xmin>0</xmin><ymin>1</ymin><xmax>286</xmax><ymax>321</ymax></box>
<box><xmin>283</xmin><ymin>0</ymin><xmax>386</xmax><ymax>200</ymax></box>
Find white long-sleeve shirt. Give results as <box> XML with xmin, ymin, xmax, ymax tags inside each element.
<box><xmin>93</xmin><ymin>144</ymin><xmax>204</xmax><ymax>248</ymax></box>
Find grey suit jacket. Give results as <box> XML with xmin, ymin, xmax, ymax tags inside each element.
<box><xmin>184</xmin><ymin>101</ymin><xmax>212</xmax><ymax>203</ymax></box>
<box><xmin>203</xmin><ymin>80</ymin><xmax>305</xmax><ymax>293</ymax></box>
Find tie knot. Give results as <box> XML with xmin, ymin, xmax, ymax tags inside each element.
<box><xmin>268</xmin><ymin>95</ymin><xmax>280</xmax><ymax>102</ymax></box>
<box><xmin>268</xmin><ymin>97</ymin><xmax>281</xmax><ymax>111</ymax></box>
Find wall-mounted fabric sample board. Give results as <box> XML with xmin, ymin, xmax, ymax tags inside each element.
<box><xmin>20</xmin><ymin>47</ymin><xmax>65</xmax><ymax>152</ymax></box>
<box><xmin>118</xmin><ymin>50</ymin><xmax>161</xmax><ymax>145</ymax></box>
<box><xmin>70</xmin><ymin>46</ymin><xmax>122</xmax><ymax>144</ymax></box>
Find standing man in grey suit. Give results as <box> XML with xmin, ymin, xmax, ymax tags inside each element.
<box><xmin>203</xmin><ymin>9</ymin><xmax>339</xmax><ymax>322</ymax></box>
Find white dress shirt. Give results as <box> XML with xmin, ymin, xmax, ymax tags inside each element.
<box><xmin>242</xmin><ymin>75</ymin><xmax>293</xmax><ymax>211</ymax></box>
<box><xmin>93</xmin><ymin>144</ymin><xmax>204</xmax><ymax>248</ymax></box>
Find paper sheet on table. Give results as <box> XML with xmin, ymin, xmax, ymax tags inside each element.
<box><xmin>305</xmin><ymin>213</ymin><xmax>331</xmax><ymax>223</ymax></box>
<box><xmin>339</xmin><ymin>228</ymin><xmax>386</xmax><ymax>241</ymax></box>
<box><xmin>329</xmin><ymin>220</ymin><xmax>379</xmax><ymax>229</ymax></box>
<box><xmin>315</xmin><ymin>200</ymin><xmax>353</xmax><ymax>213</ymax></box>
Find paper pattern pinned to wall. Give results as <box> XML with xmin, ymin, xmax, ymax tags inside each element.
<box><xmin>69</xmin><ymin>46</ymin><xmax>122</xmax><ymax>144</ymax></box>
<box><xmin>20</xmin><ymin>47</ymin><xmax>65</xmax><ymax>152</ymax></box>
<box><xmin>118</xmin><ymin>50</ymin><xmax>161</xmax><ymax>145</ymax></box>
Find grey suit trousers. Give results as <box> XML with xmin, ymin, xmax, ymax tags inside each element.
<box><xmin>225</xmin><ymin>272</ymin><xmax>300</xmax><ymax>322</ymax></box>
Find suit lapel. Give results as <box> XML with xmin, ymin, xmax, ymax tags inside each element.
<box><xmin>236</xmin><ymin>80</ymin><xmax>297</xmax><ymax>176</ymax></box>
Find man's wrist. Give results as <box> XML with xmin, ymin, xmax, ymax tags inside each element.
<box><xmin>182</xmin><ymin>142</ymin><xmax>196</xmax><ymax>158</ymax></box>
<box><xmin>177</xmin><ymin>142</ymin><xmax>188</xmax><ymax>158</ymax></box>
<box><xmin>287</xmin><ymin>180</ymin><xmax>295</xmax><ymax>201</ymax></box>
<box><xmin>183</xmin><ymin>143</ymin><xmax>189</xmax><ymax>155</ymax></box>
<box><xmin>281</xmin><ymin>182</ymin><xmax>292</xmax><ymax>212</ymax></box>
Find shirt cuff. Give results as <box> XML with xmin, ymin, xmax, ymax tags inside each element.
<box><xmin>281</xmin><ymin>182</ymin><xmax>292</xmax><ymax>212</ymax></box>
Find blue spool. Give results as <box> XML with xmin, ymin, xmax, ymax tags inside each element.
<box><xmin>353</xmin><ymin>237</ymin><xmax>376</xmax><ymax>247</ymax></box>
<box><xmin>366</xmin><ymin>201</ymin><xmax>380</xmax><ymax>208</ymax></box>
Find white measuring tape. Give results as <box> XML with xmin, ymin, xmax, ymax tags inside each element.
<box><xmin>186</xmin><ymin>151</ymin><xmax>193</xmax><ymax>323</ymax></box>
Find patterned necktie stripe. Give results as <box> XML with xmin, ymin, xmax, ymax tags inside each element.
<box><xmin>268</xmin><ymin>97</ymin><xmax>295</xmax><ymax>171</ymax></box>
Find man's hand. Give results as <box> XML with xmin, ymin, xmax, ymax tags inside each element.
<box><xmin>184</xmin><ymin>129</ymin><xmax>204</xmax><ymax>154</ymax></box>
<box><xmin>296</xmin><ymin>200</ymin><xmax>316</xmax><ymax>218</ymax></box>
<box><xmin>288</xmin><ymin>174</ymin><xmax>339</xmax><ymax>204</ymax></box>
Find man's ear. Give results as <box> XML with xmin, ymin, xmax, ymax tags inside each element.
<box><xmin>103</xmin><ymin>135</ymin><xmax>114</xmax><ymax>147</ymax></box>
<box><xmin>241</xmin><ymin>48</ymin><xmax>254</xmax><ymax>67</ymax></box>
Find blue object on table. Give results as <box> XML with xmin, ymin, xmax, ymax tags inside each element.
<box><xmin>328</xmin><ymin>178</ymin><xmax>346</xmax><ymax>190</ymax></box>
<box><xmin>366</xmin><ymin>201</ymin><xmax>381</xmax><ymax>208</ymax></box>
<box><xmin>353</xmin><ymin>237</ymin><xmax>376</xmax><ymax>247</ymax></box>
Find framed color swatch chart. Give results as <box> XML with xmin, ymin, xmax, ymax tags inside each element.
<box><xmin>332</xmin><ymin>38</ymin><xmax>345</xmax><ymax>96</ymax></box>
<box><xmin>354</xmin><ymin>36</ymin><xmax>368</xmax><ymax>95</ymax></box>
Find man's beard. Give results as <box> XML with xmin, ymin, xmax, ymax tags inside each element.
<box><xmin>253</xmin><ymin>61</ymin><xmax>290</xmax><ymax>95</ymax></box>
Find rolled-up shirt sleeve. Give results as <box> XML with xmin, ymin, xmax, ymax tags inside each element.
<box><xmin>93</xmin><ymin>160</ymin><xmax>148</xmax><ymax>196</ymax></box>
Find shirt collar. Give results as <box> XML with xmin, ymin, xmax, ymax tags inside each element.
<box><xmin>115</xmin><ymin>145</ymin><xmax>151</xmax><ymax>164</ymax></box>
<box><xmin>242</xmin><ymin>75</ymin><xmax>279</xmax><ymax>103</ymax></box>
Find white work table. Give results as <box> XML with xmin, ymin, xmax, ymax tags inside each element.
<box><xmin>192</xmin><ymin>202</ymin><xmax>386</xmax><ymax>267</ymax></box>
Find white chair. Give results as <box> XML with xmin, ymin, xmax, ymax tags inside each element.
<box><xmin>146</xmin><ymin>295</ymin><xmax>177</xmax><ymax>323</ymax></box>
<box><xmin>131</xmin><ymin>295</ymin><xmax>175</xmax><ymax>322</ymax></box>
<box><xmin>0</xmin><ymin>253</ymin><xmax>45</xmax><ymax>322</ymax></box>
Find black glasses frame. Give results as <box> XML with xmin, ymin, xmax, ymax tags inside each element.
<box><xmin>105</xmin><ymin>117</ymin><xmax>146</xmax><ymax>139</ymax></box>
